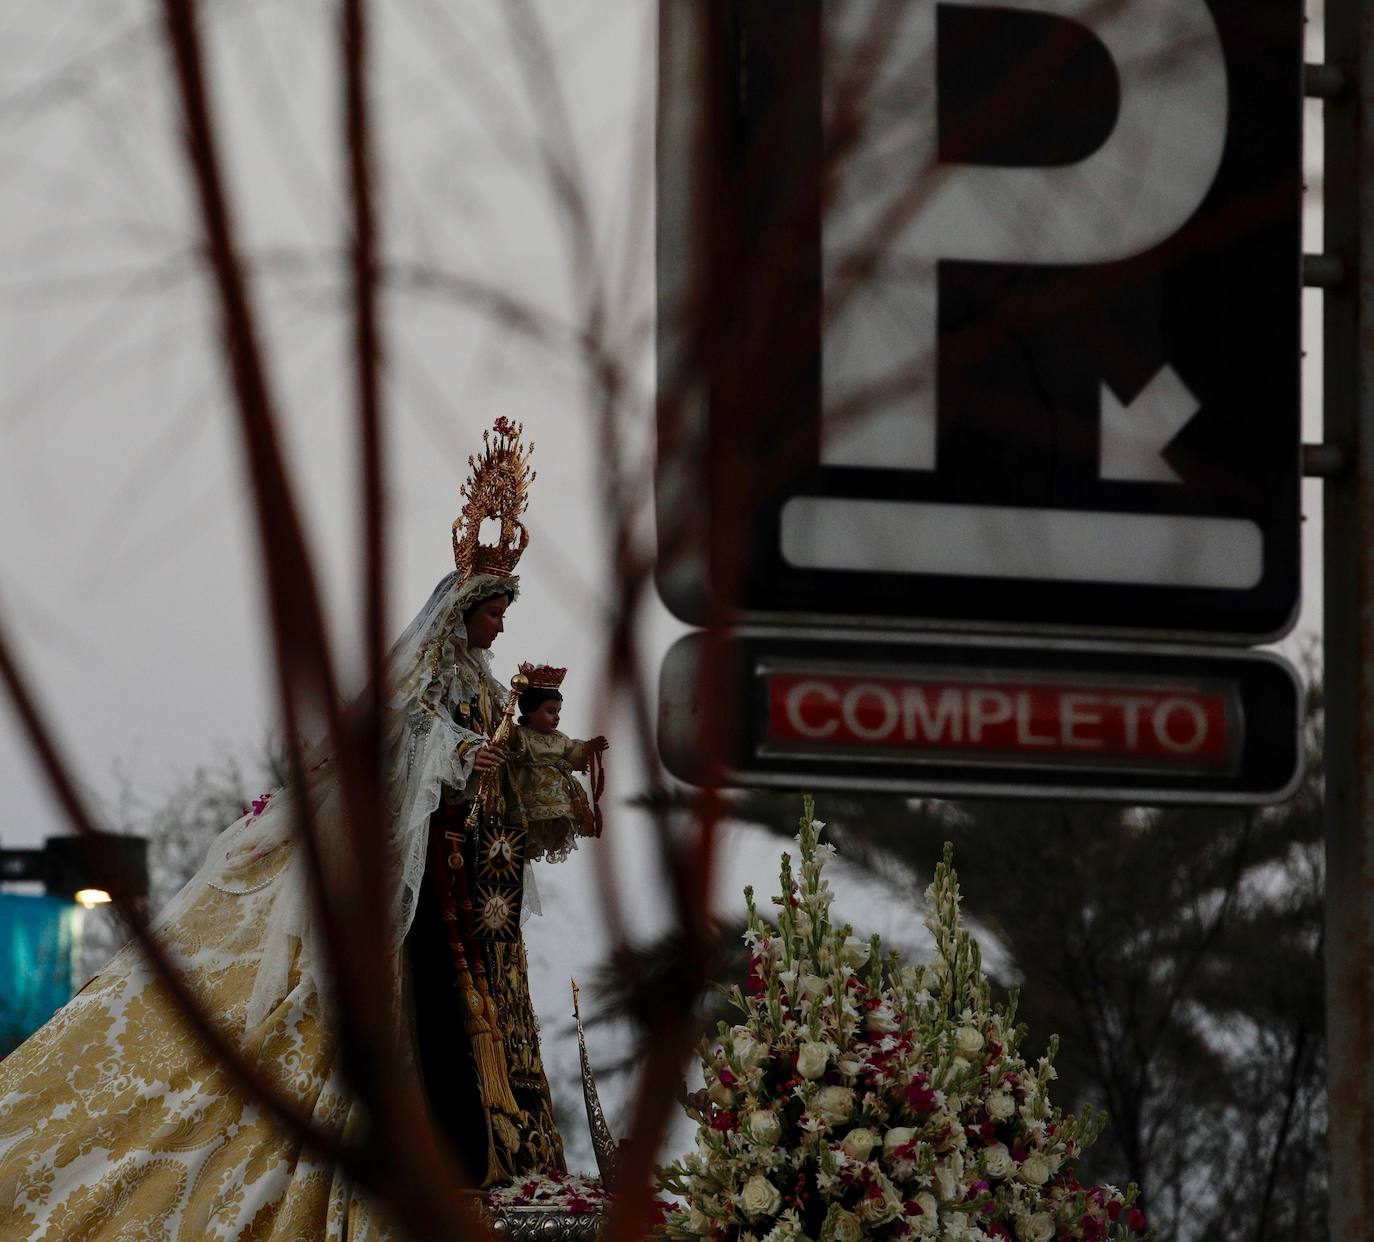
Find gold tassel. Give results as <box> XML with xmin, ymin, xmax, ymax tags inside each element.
<box><xmin>462</xmin><ymin>984</ymin><xmax>521</xmax><ymax>1116</ymax></box>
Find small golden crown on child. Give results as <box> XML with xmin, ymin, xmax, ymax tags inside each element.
<box><xmin>518</xmin><ymin>662</ymin><xmax>567</xmax><ymax>690</ymax></box>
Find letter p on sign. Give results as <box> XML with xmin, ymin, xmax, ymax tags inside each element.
<box><xmin>822</xmin><ymin>0</ymin><xmax>1228</xmax><ymax>471</ymax></box>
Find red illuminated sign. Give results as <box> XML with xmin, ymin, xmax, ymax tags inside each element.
<box><xmin>764</xmin><ymin>671</ymin><xmax>1238</xmax><ymax>772</ymax></box>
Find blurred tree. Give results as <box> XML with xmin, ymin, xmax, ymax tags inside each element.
<box><xmin>79</xmin><ymin>743</ymin><xmax>291</xmax><ymax>978</ymax></box>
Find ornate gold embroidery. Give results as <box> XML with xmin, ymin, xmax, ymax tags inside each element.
<box><xmin>0</xmin><ymin>870</ymin><xmax>394</xmax><ymax>1240</ymax></box>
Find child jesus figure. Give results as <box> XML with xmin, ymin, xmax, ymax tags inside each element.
<box><xmin>508</xmin><ymin>663</ymin><xmax>608</xmax><ymax>862</ymax></box>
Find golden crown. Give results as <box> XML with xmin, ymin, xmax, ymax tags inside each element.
<box><xmin>518</xmin><ymin>662</ymin><xmax>567</xmax><ymax>690</ymax></box>
<box><xmin>453</xmin><ymin>417</ymin><xmax>535</xmax><ymax>580</ymax></box>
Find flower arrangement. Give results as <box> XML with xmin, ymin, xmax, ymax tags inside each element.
<box><xmin>659</xmin><ymin>800</ymin><xmax>1150</xmax><ymax>1242</ymax></box>
<box><xmin>483</xmin><ymin>1171</ymin><xmax>607</xmax><ymax>1216</ymax></box>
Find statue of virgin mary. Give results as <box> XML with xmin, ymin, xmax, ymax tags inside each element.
<box><xmin>0</xmin><ymin>419</ymin><xmax>577</xmax><ymax>1238</ymax></box>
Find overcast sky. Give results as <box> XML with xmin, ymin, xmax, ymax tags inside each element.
<box><xmin>0</xmin><ymin>0</ymin><xmax>1329</xmax><ymax>1167</ymax></box>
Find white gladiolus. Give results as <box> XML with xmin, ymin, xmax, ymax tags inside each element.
<box><xmin>797</xmin><ymin>1041</ymin><xmax>830</xmax><ymax>1080</ymax></box>
<box><xmin>865</xmin><ymin>1003</ymin><xmax>900</xmax><ymax>1035</ymax></box>
<box><xmin>732</xmin><ymin>1028</ymin><xmax>767</xmax><ymax>1068</ymax></box>
<box><xmin>741</xmin><ymin>1175</ymin><xmax>782</xmax><ymax>1219</ymax></box>
<box><xmin>935</xmin><ymin>1159</ymin><xmax>964</xmax><ymax>1201</ymax></box>
<box><xmin>841</xmin><ymin>936</ymin><xmax>871</xmax><ymax>968</ymax></box>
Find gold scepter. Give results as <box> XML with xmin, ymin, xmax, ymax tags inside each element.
<box><xmin>466</xmin><ymin>670</ymin><xmax>529</xmax><ymax>828</ymax></box>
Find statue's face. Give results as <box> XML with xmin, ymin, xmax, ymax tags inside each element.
<box><xmin>527</xmin><ymin>698</ymin><xmax>561</xmax><ymax>734</ymax></box>
<box><xmin>466</xmin><ymin>595</ymin><xmax>509</xmax><ymax>649</ymax></box>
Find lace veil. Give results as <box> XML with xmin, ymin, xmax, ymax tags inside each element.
<box><xmin>144</xmin><ymin>570</ymin><xmax>519</xmax><ymax>1031</ymax></box>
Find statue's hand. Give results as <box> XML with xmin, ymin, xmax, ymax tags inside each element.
<box><xmin>589</xmin><ymin>735</ymin><xmax>609</xmax><ymax>754</ymax></box>
<box><xmin>473</xmin><ymin>744</ymin><xmax>507</xmax><ymax>772</ymax></box>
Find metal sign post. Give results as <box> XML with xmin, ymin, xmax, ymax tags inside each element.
<box><xmin>1321</xmin><ymin>2</ymin><xmax>1374</xmax><ymax>1236</ymax></box>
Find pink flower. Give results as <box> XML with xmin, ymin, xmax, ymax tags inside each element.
<box><xmin>710</xmin><ymin>1110</ymin><xmax>737</xmax><ymax>1133</ymax></box>
<box><xmin>1081</xmin><ymin>1214</ymin><xmax>1106</xmax><ymax>1241</ymax></box>
<box><xmin>719</xmin><ymin>1067</ymin><xmax>738</xmax><ymax>1088</ymax></box>
<box><xmin>1128</xmin><ymin>1208</ymin><xmax>1147</xmax><ymax>1231</ymax></box>
<box><xmin>1106</xmin><ymin>1201</ymin><xmax>1122</xmax><ymax>1222</ymax></box>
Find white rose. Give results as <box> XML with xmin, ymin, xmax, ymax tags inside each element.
<box><xmin>883</xmin><ymin>1126</ymin><xmax>917</xmax><ymax>1156</ymax></box>
<box><xmin>741</xmin><ymin>1174</ymin><xmax>782</xmax><ymax>1219</ymax></box>
<box><xmin>687</xmin><ymin>1208</ymin><xmax>711</xmax><ymax>1234</ymax></box>
<box><xmin>797</xmin><ymin>1041</ymin><xmax>830</xmax><ymax>1080</ymax></box>
<box><xmin>840</xmin><ymin>1126</ymin><xmax>880</xmax><ymax>1162</ymax></box>
<box><xmin>812</xmin><ymin>1085</ymin><xmax>854</xmax><ymax>1124</ymax></box>
<box><xmin>841</xmin><ymin>937</ymin><xmax>871</xmax><ymax>968</ymax></box>
<box><xmin>983</xmin><ymin>1142</ymin><xmax>1015</xmax><ymax>1179</ymax></box>
<box><xmin>799</xmin><ymin>973</ymin><xmax>827</xmax><ymax>999</ymax></box>
<box><xmin>914</xmin><ymin>1193</ymin><xmax>939</xmax><ymax>1233</ymax></box>
<box><xmin>866</xmin><ymin>1004</ymin><xmax>900</xmax><ymax>1035</ymax></box>
<box><xmin>837</xmin><ymin>1055</ymin><xmax>863</xmax><ymax>1080</ymax></box>
<box><xmin>1019</xmin><ymin>1152</ymin><xmax>1052</xmax><ymax>1186</ymax></box>
<box><xmin>986</xmin><ymin>1091</ymin><xmax>1015</xmax><ymax>1119</ymax></box>
<box><xmin>748</xmin><ymin>1109</ymin><xmax>781</xmax><ymax>1144</ymax></box>
<box><xmin>829</xmin><ymin>1207</ymin><xmax>862</xmax><ymax>1242</ymax></box>
<box><xmin>860</xmin><ymin>1184</ymin><xmax>903</xmax><ymax>1225</ymax></box>
<box><xmin>954</xmin><ymin>1026</ymin><xmax>985</xmax><ymax>1060</ymax></box>
<box><xmin>1016</xmin><ymin>1212</ymin><xmax>1054</xmax><ymax>1242</ymax></box>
